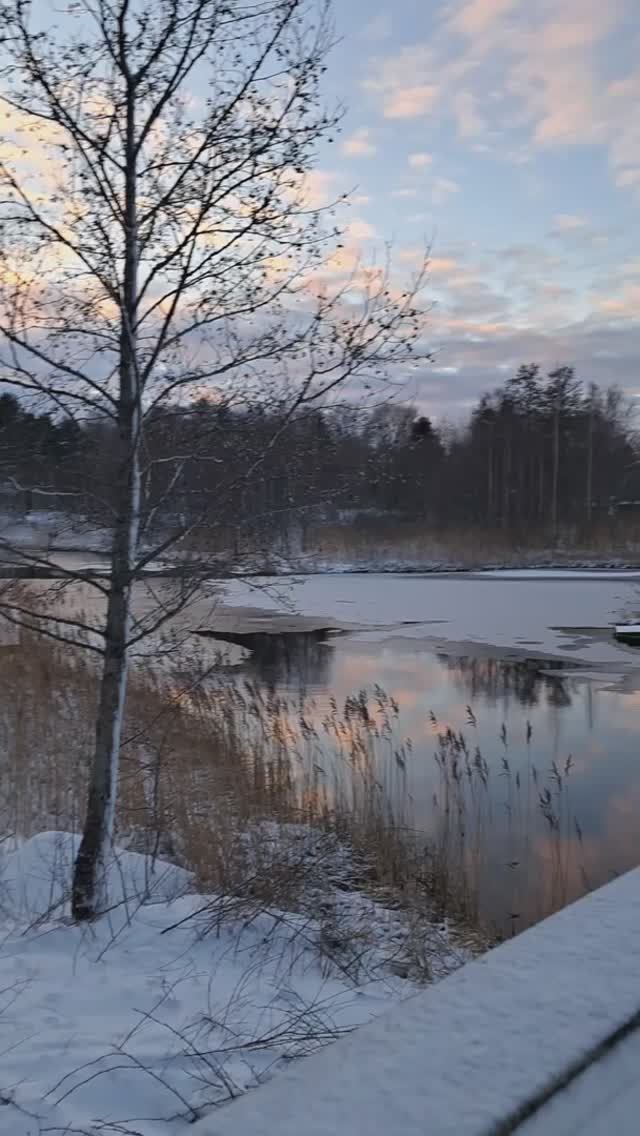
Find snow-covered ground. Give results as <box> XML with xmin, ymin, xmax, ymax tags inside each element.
<box><xmin>220</xmin><ymin>571</ymin><xmax>640</xmax><ymax>670</ymax></box>
<box><xmin>0</xmin><ymin>832</ymin><xmax>465</xmax><ymax>1136</ymax></box>
<box><xmin>479</xmin><ymin>568</ymin><xmax>640</xmax><ymax>580</ymax></box>
<box><xmin>6</xmin><ymin>508</ymin><xmax>640</xmax><ymax>575</ymax></box>
<box><xmin>520</xmin><ymin>1024</ymin><xmax>640</xmax><ymax>1136</ymax></box>
<box><xmin>0</xmin><ymin>511</ymin><xmax>111</xmax><ymax>555</ymax></box>
<box><xmin>3</xmin><ymin>837</ymin><xmax>640</xmax><ymax>1136</ymax></box>
<box><xmin>193</xmin><ymin>864</ymin><xmax>640</xmax><ymax>1136</ymax></box>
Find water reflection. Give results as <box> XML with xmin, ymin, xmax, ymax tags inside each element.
<box><xmin>218</xmin><ymin>626</ymin><xmax>640</xmax><ymax>934</ymax></box>
<box><xmin>439</xmin><ymin>654</ymin><xmax>579</xmax><ymax>709</ymax></box>
<box><xmin>202</xmin><ymin>628</ymin><xmax>337</xmax><ymax>687</ymax></box>
<box><xmin>222</xmin><ymin>629</ymin><xmax>581</xmax><ymax>712</ymax></box>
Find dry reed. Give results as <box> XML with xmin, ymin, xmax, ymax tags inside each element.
<box><xmin>0</xmin><ymin>627</ymin><xmax>591</xmax><ymax>950</ymax></box>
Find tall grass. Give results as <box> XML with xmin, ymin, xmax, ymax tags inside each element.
<box><xmin>0</xmin><ymin>627</ymin><xmax>593</xmax><ymax>946</ymax></box>
<box><xmin>301</xmin><ymin>515</ymin><xmax>640</xmax><ymax>568</ymax></box>
<box><xmin>429</xmin><ymin>712</ymin><xmax>587</xmax><ymax>935</ymax></box>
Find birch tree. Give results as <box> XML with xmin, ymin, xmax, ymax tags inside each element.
<box><xmin>0</xmin><ymin>0</ymin><xmax>426</xmax><ymax>918</ymax></box>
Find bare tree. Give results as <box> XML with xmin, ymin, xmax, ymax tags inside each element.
<box><xmin>0</xmin><ymin>0</ymin><xmax>427</xmax><ymax>918</ymax></box>
<box><xmin>586</xmin><ymin>381</ymin><xmax>596</xmax><ymax>528</ymax></box>
<box><xmin>547</xmin><ymin>366</ymin><xmax>579</xmax><ymax>541</ymax></box>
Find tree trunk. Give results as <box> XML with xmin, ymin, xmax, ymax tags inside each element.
<box><xmin>72</xmin><ymin>77</ymin><xmax>139</xmax><ymax>921</ymax></box>
<box><xmin>487</xmin><ymin>439</ymin><xmax>494</xmax><ymax>523</ymax></box>
<box><xmin>71</xmin><ymin>577</ymin><xmax>132</xmax><ymax>918</ymax></box>
<box><xmin>551</xmin><ymin>397</ymin><xmax>560</xmax><ymax>541</ymax></box>
<box><xmin>586</xmin><ymin>391</ymin><xmax>594</xmax><ymax>528</ymax></box>
<box><xmin>502</xmin><ymin>433</ymin><xmax>511</xmax><ymax>531</ymax></box>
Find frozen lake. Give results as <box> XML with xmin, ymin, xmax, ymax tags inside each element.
<box><xmin>222</xmin><ymin>569</ymin><xmax>640</xmax><ymax>669</ymax></box>
<box><xmin>33</xmin><ymin>562</ymin><xmax>640</xmax><ymax>932</ymax></box>
<box><xmin>219</xmin><ymin>571</ymin><xmax>640</xmax><ymax>932</ymax></box>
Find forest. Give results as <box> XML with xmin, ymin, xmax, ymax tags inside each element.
<box><xmin>2</xmin><ymin>363</ymin><xmax>639</xmax><ymax>552</ymax></box>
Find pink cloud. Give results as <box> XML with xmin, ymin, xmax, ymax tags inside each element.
<box><xmin>432</xmin><ymin>176</ymin><xmax>460</xmax><ymax>205</ymax></box>
<box><xmin>286</xmin><ymin>169</ymin><xmax>338</xmax><ymax>210</ymax></box>
<box><xmin>408</xmin><ymin>152</ymin><xmax>433</xmax><ymax>168</ymax></box>
<box><xmin>596</xmin><ymin>284</ymin><xmax>640</xmax><ymax>319</ymax></box>
<box><xmin>384</xmin><ymin>84</ymin><xmax>439</xmax><ymax>119</ymax></box>
<box><xmin>449</xmin><ymin>0</ymin><xmax>517</xmax><ymax>39</ymax></box>
<box><xmin>341</xmin><ymin>128</ymin><xmax>377</xmax><ymax>158</ymax></box>
<box><xmin>504</xmin><ymin>2</ymin><xmax>620</xmax><ymax>149</ymax></box>
<box><xmin>551</xmin><ymin>213</ymin><xmax>589</xmax><ymax>232</ymax></box>
<box><xmin>363</xmin><ymin>0</ymin><xmax>638</xmax><ymax>198</ymax></box>
<box><xmin>452</xmin><ymin>90</ymin><xmax>485</xmax><ymax>137</ymax></box>
<box><xmin>345</xmin><ymin>218</ymin><xmax>377</xmax><ymax>241</ymax></box>
<box><xmin>363</xmin><ymin>43</ymin><xmax>442</xmax><ymax>120</ymax></box>
<box><xmin>429</xmin><ymin>257</ymin><xmax>459</xmax><ymax>275</ymax></box>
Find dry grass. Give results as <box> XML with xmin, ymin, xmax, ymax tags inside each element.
<box><xmin>0</xmin><ymin>625</ymin><xmax>591</xmax><ymax>952</ymax></box>
<box><xmin>0</xmin><ymin>631</ymin><xmax>485</xmax><ymax>954</ymax></box>
<box><xmin>302</xmin><ymin>516</ymin><xmax>640</xmax><ymax>568</ymax></box>
<box><xmin>428</xmin><ymin>713</ymin><xmax>588</xmax><ymax>935</ymax></box>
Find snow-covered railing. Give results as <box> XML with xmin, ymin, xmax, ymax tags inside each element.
<box><xmin>196</xmin><ymin>867</ymin><xmax>640</xmax><ymax>1136</ymax></box>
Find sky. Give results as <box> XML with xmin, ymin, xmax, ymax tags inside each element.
<box><xmin>311</xmin><ymin>0</ymin><xmax>640</xmax><ymax>420</ymax></box>
<box><xmin>3</xmin><ymin>0</ymin><xmax>639</xmax><ymax>423</ymax></box>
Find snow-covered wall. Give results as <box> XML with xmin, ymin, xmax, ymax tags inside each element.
<box><xmin>196</xmin><ymin>867</ymin><xmax>640</xmax><ymax>1136</ymax></box>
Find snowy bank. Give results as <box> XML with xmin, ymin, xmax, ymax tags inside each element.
<box><xmin>220</xmin><ymin>570</ymin><xmax>640</xmax><ymax>671</ymax></box>
<box><xmin>0</xmin><ymin>510</ymin><xmax>111</xmax><ymax>554</ymax></box>
<box><xmin>195</xmin><ymin>864</ymin><xmax>640</xmax><ymax>1136</ymax></box>
<box><xmin>0</xmin><ymin>832</ymin><xmax>466</xmax><ymax>1135</ymax></box>
<box><xmin>0</xmin><ymin>831</ymin><xmax>192</xmax><ymax>923</ymax></box>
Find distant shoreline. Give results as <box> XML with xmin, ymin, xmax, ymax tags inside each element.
<box><xmin>5</xmin><ymin>554</ymin><xmax>640</xmax><ymax>581</ymax></box>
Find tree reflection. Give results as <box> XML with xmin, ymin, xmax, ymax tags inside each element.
<box><xmin>438</xmin><ymin>654</ymin><xmax>577</xmax><ymax>709</ymax></box>
<box><xmin>201</xmin><ymin>628</ymin><xmax>336</xmax><ymax>688</ymax></box>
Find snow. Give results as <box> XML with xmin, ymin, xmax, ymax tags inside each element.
<box><xmin>0</xmin><ymin>832</ymin><xmax>448</xmax><ymax>1135</ymax></box>
<box><xmin>520</xmin><ymin>1025</ymin><xmax>640</xmax><ymax>1135</ymax></box>
<box><xmin>0</xmin><ymin>831</ymin><xmax>191</xmax><ymax>923</ymax></box>
<box><xmin>235</xmin><ymin>548</ymin><xmax>640</xmax><ymax>577</ymax></box>
<box><xmin>220</xmin><ymin>572</ymin><xmax>640</xmax><ymax>669</ymax></box>
<box><xmin>195</xmin><ymin>865</ymin><xmax>640</xmax><ymax>1136</ymax></box>
<box><xmin>0</xmin><ymin>510</ymin><xmax>111</xmax><ymax>554</ymax></box>
<box><xmin>615</xmin><ymin>624</ymin><xmax>640</xmax><ymax>635</ymax></box>
<box><xmin>479</xmin><ymin>568</ymin><xmax>640</xmax><ymax>580</ymax></box>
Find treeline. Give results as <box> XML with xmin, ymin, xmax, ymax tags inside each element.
<box><xmin>446</xmin><ymin>366</ymin><xmax>638</xmax><ymax>533</ymax></box>
<box><xmin>1</xmin><ymin>364</ymin><xmax>639</xmax><ymax>548</ymax></box>
<box><xmin>0</xmin><ymin>393</ymin><xmax>88</xmax><ymax>503</ymax></box>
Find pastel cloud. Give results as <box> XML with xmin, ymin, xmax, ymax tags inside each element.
<box><xmin>362</xmin><ymin>0</ymin><xmax>639</xmax><ymax>195</ymax></box>
<box><xmin>363</xmin><ymin>45</ymin><xmax>440</xmax><ymax>119</ymax></box>
<box><xmin>447</xmin><ymin>0</ymin><xmax>517</xmax><ymax>38</ymax></box>
<box><xmin>408</xmin><ymin>152</ymin><xmax>432</xmax><ymax>168</ymax></box>
<box><xmin>345</xmin><ymin>218</ymin><xmax>377</xmax><ymax>241</ymax></box>
<box><xmin>550</xmin><ymin>214</ymin><xmax>589</xmax><ymax>233</ymax></box>
<box><xmin>288</xmin><ymin>168</ymin><xmax>338</xmax><ymax>210</ymax></box>
<box><xmin>325</xmin><ymin>1</ymin><xmax>639</xmax><ymax>418</ymax></box>
<box><xmin>365</xmin><ymin>224</ymin><xmax>640</xmax><ymax>414</ymax></box>
<box><xmin>341</xmin><ymin>128</ymin><xmax>377</xmax><ymax>158</ymax></box>
<box><xmin>429</xmin><ymin>257</ymin><xmax>459</xmax><ymax>274</ymax></box>
<box><xmin>615</xmin><ymin>169</ymin><xmax>640</xmax><ymax>190</ymax></box>
<box><xmin>607</xmin><ymin>77</ymin><xmax>640</xmax><ymax>191</ymax></box>
<box><xmin>0</xmin><ymin>103</ymin><xmax>66</xmax><ymax>193</ymax></box>
<box><xmin>432</xmin><ymin>176</ymin><xmax>460</xmax><ymax>205</ymax></box>
<box><xmin>384</xmin><ymin>83</ymin><xmax>439</xmax><ymax>120</ymax></box>
<box><xmin>596</xmin><ymin>284</ymin><xmax>640</xmax><ymax>320</ymax></box>
<box><xmin>362</xmin><ymin>12</ymin><xmax>393</xmax><ymax>42</ymax></box>
<box><xmin>451</xmin><ymin>90</ymin><xmax>485</xmax><ymax>137</ymax></box>
<box><xmin>412</xmin><ymin>315</ymin><xmax>640</xmax><ymax>419</ymax></box>
<box><xmin>508</xmin><ymin>3</ymin><xmax>614</xmax><ymax>148</ymax></box>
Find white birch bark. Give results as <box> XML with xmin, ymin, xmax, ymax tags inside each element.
<box><xmin>72</xmin><ymin>78</ymin><xmax>140</xmax><ymax>919</ymax></box>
